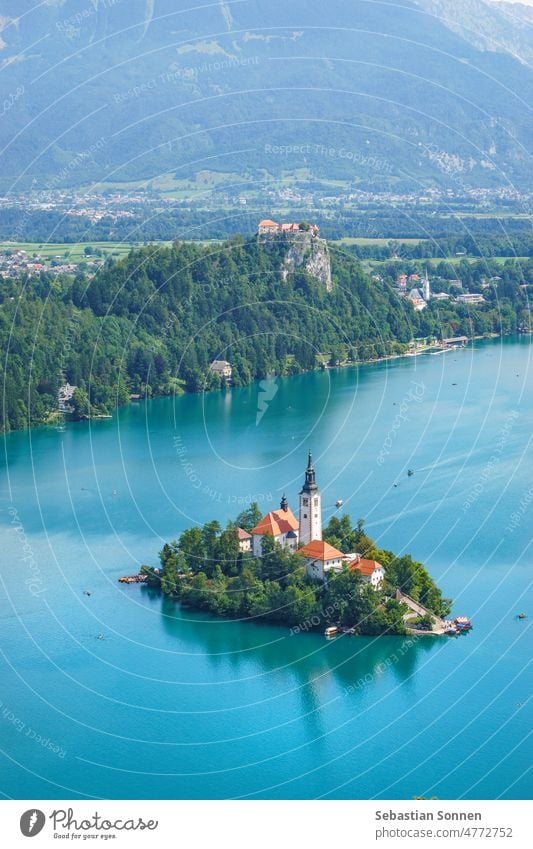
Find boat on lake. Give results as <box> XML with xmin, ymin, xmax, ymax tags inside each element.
<box><xmin>325</xmin><ymin>626</ymin><xmax>339</xmax><ymax>637</ymax></box>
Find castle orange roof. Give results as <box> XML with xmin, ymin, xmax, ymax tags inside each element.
<box><xmin>349</xmin><ymin>558</ymin><xmax>384</xmax><ymax>577</ymax></box>
<box><xmin>251</xmin><ymin>507</ymin><xmax>299</xmax><ymax>537</ymax></box>
<box><xmin>258</xmin><ymin>219</ymin><xmax>278</xmax><ymax>228</ymax></box>
<box><xmin>298</xmin><ymin>540</ymin><xmax>345</xmax><ymax>562</ymax></box>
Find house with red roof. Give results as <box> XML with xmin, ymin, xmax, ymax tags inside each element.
<box><xmin>298</xmin><ymin>539</ymin><xmax>345</xmax><ymax>581</ymax></box>
<box><xmin>348</xmin><ymin>556</ymin><xmax>385</xmax><ymax>588</ymax></box>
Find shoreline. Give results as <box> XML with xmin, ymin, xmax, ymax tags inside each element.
<box><xmin>1</xmin><ymin>332</ymin><xmax>519</xmax><ymax>436</ymax></box>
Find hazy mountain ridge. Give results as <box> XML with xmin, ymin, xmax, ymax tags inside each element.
<box><xmin>415</xmin><ymin>0</ymin><xmax>533</xmax><ymax>65</ymax></box>
<box><xmin>0</xmin><ymin>0</ymin><xmax>531</xmax><ymax>191</ymax></box>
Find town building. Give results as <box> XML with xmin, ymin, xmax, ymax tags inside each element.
<box><xmin>408</xmin><ymin>287</ymin><xmax>427</xmax><ymax>311</ymax></box>
<box><xmin>441</xmin><ymin>335</ymin><xmax>469</xmax><ymax>347</ymax></box>
<box><xmin>456</xmin><ymin>293</ymin><xmax>485</xmax><ymax>304</ymax></box>
<box><xmin>209</xmin><ymin>360</ymin><xmax>232</xmax><ymax>380</ymax></box>
<box><xmin>58</xmin><ymin>382</ymin><xmax>76</xmax><ymax>412</ymax></box>
<box><xmin>421</xmin><ymin>270</ymin><xmax>431</xmax><ymax>302</ymax></box>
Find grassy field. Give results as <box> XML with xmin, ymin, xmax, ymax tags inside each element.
<box><xmin>2</xmin><ymin>240</ymin><xmax>527</xmax><ymax>270</ymax></box>
<box><xmin>334</xmin><ymin>237</ymin><xmax>425</xmax><ymax>246</ymax></box>
<box><xmin>0</xmin><ymin>239</ymin><xmax>226</xmax><ymax>264</ymax></box>
<box><xmin>0</xmin><ymin>241</ymin><xmax>143</xmax><ymax>262</ymax></box>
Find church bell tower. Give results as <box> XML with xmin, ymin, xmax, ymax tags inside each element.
<box><xmin>299</xmin><ymin>451</ymin><xmax>322</xmax><ymax>545</ymax></box>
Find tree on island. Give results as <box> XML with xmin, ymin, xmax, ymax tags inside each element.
<box><xmin>235</xmin><ymin>503</ymin><xmax>262</xmax><ymax>532</ymax></box>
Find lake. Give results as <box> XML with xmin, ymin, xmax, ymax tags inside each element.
<box><xmin>0</xmin><ymin>336</ymin><xmax>531</xmax><ymax>799</ymax></box>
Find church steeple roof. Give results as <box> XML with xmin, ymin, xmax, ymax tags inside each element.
<box><xmin>301</xmin><ymin>450</ymin><xmax>318</xmax><ymax>493</ymax></box>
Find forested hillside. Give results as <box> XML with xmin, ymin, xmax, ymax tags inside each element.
<box><xmin>0</xmin><ymin>235</ymin><xmax>527</xmax><ymax>433</ymax></box>
<box><xmin>0</xmin><ymin>236</ymin><xmax>413</xmax><ymax>431</ymax></box>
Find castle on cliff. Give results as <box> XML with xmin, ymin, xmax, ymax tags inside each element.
<box><xmin>256</xmin><ymin>220</ymin><xmax>332</xmax><ymax>292</ymax></box>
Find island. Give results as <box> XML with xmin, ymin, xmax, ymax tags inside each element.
<box><xmin>139</xmin><ymin>453</ymin><xmax>453</xmax><ymax>637</ymax></box>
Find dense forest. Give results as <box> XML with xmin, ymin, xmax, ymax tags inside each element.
<box><xmin>349</xmin><ymin>233</ymin><xmax>533</xmax><ymax>261</ymax></box>
<box><xmin>140</xmin><ymin>511</ymin><xmax>451</xmax><ymax>635</ymax></box>
<box><xmin>0</xmin><ymin>235</ymin><xmax>413</xmax><ymax>432</ymax></box>
<box><xmin>0</xmin><ymin>234</ymin><xmax>529</xmax><ymax>432</ymax></box>
<box><xmin>0</xmin><ymin>206</ymin><xmax>530</xmax><ymax>243</ymax></box>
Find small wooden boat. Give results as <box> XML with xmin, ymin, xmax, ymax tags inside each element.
<box><xmin>444</xmin><ymin>626</ymin><xmax>459</xmax><ymax>636</ymax></box>
<box><xmin>518</xmin><ymin>613</ymin><xmax>526</xmax><ymax>620</ymax></box>
<box><xmin>324</xmin><ymin>626</ymin><xmax>338</xmax><ymax>637</ymax></box>
<box><xmin>335</xmin><ymin>499</ymin><xmax>343</xmax><ymax>508</ymax></box>
<box><xmin>407</xmin><ymin>469</ymin><xmax>414</xmax><ymax>477</ymax></box>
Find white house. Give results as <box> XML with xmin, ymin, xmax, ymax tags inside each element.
<box><xmin>349</xmin><ymin>557</ymin><xmax>385</xmax><ymax>589</ymax></box>
<box><xmin>210</xmin><ymin>360</ymin><xmax>232</xmax><ymax>380</ymax></box>
<box><xmin>236</xmin><ymin>527</ymin><xmax>252</xmax><ymax>553</ymax></box>
<box><xmin>456</xmin><ymin>293</ymin><xmax>484</xmax><ymax>305</ymax></box>
<box><xmin>299</xmin><ymin>539</ymin><xmax>345</xmax><ymax>581</ymax></box>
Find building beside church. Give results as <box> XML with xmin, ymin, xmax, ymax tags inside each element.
<box><xmin>250</xmin><ymin>451</ymin><xmax>385</xmax><ymax>588</ymax></box>
<box><xmin>299</xmin><ymin>539</ymin><xmax>345</xmax><ymax>581</ymax></box>
<box><xmin>236</xmin><ymin>527</ymin><xmax>252</xmax><ymax>553</ymax></box>
<box><xmin>348</xmin><ymin>556</ymin><xmax>385</xmax><ymax>588</ymax></box>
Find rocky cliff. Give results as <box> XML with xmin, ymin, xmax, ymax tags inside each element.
<box><xmin>260</xmin><ymin>231</ymin><xmax>332</xmax><ymax>292</ymax></box>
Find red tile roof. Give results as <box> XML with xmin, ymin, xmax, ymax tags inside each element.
<box><xmin>236</xmin><ymin>527</ymin><xmax>252</xmax><ymax>540</ymax></box>
<box><xmin>298</xmin><ymin>540</ymin><xmax>345</xmax><ymax>562</ymax></box>
<box><xmin>251</xmin><ymin>507</ymin><xmax>299</xmax><ymax>537</ymax></box>
<box><xmin>349</xmin><ymin>558</ymin><xmax>384</xmax><ymax>577</ymax></box>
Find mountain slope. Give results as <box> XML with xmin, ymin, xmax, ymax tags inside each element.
<box><xmin>0</xmin><ymin>0</ymin><xmax>531</xmax><ymax>191</ymax></box>
<box><xmin>415</xmin><ymin>0</ymin><xmax>533</xmax><ymax>65</ymax></box>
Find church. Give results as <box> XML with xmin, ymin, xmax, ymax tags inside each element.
<box><xmin>251</xmin><ymin>451</ymin><xmax>323</xmax><ymax>557</ymax></box>
<box><xmin>250</xmin><ymin>451</ymin><xmax>385</xmax><ymax>587</ymax></box>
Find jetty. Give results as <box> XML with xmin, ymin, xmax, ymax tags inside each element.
<box><xmin>395</xmin><ymin>589</ymin><xmax>471</xmax><ymax>636</ymax></box>
<box><xmin>118</xmin><ymin>574</ymin><xmax>147</xmax><ymax>584</ymax></box>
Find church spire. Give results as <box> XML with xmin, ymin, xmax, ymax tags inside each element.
<box><xmin>299</xmin><ymin>450</ymin><xmax>322</xmax><ymax>544</ymax></box>
<box><xmin>280</xmin><ymin>494</ymin><xmax>288</xmax><ymax>512</ymax></box>
<box><xmin>302</xmin><ymin>450</ymin><xmax>318</xmax><ymax>493</ymax></box>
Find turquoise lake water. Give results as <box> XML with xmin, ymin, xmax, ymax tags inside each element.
<box><xmin>0</xmin><ymin>336</ymin><xmax>531</xmax><ymax>799</ymax></box>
